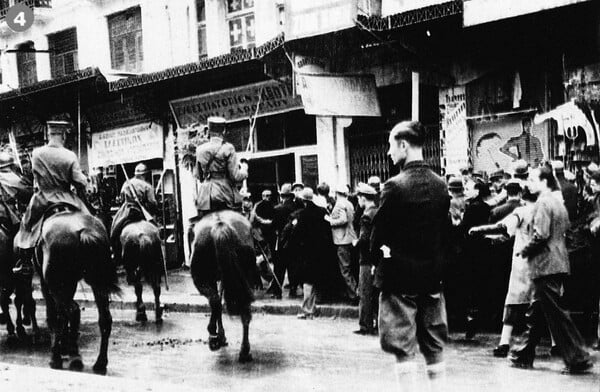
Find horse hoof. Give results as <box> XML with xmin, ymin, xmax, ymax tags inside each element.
<box><xmin>16</xmin><ymin>327</ymin><xmax>27</xmax><ymax>340</ymax></box>
<box><xmin>49</xmin><ymin>359</ymin><xmax>63</xmax><ymax>370</ymax></box>
<box><xmin>92</xmin><ymin>362</ymin><xmax>107</xmax><ymax>375</ymax></box>
<box><xmin>68</xmin><ymin>357</ymin><xmax>84</xmax><ymax>371</ymax></box>
<box><xmin>238</xmin><ymin>352</ymin><xmax>253</xmax><ymax>363</ymax></box>
<box><xmin>135</xmin><ymin>311</ymin><xmax>148</xmax><ymax>323</ymax></box>
<box><xmin>208</xmin><ymin>335</ymin><xmax>227</xmax><ymax>351</ymax></box>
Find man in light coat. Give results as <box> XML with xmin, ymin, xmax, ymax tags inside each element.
<box><xmin>326</xmin><ymin>183</ymin><xmax>358</xmax><ymax>302</ymax></box>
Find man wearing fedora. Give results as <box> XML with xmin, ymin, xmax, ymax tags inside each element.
<box><xmin>13</xmin><ymin>121</ymin><xmax>91</xmax><ymax>275</ymax></box>
<box><xmin>110</xmin><ymin>162</ymin><xmax>158</xmax><ymax>264</ymax></box>
<box><xmin>326</xmin><ymin>183</ymin><xmax>358</xmax><ymax>302</ymax></box>
<box><xmin>194</xmin><ymin>116</ymin><xmax>248</xmax><ymax>215</ymax></box>
<box><xmin>353</xmin><ymin>182</ymin><xmax>379</xmax><ymax>334</ymax></box>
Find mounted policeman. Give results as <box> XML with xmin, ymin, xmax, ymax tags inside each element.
<box><xmin>0</xmin><ymin>151</ymin><xmax>33</xmax><ymax>236</ymax></box>
<box><xmin>110</xmin><ymin>162</ymin><xmax>158</xmax><ymax>263</ymax></box>
<box><xmin>13</xmin><ymin>120</ymin><xmax>93</xmax><ymax>275</ymax></box>
<box><xmin>194</xmin><ymin>116</ymin><xmax>248</xmax><ymax>216</ymax></box>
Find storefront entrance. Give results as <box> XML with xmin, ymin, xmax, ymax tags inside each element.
<box><xmin>247</xmin><ymin>153</ymin><xmax>295</xmax><ymax>200</ymax></box>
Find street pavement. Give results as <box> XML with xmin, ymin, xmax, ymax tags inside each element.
<box><xmin>0</xmin><ymin>308</ymin><xmax>598</xmax><ymax>392</ymax></box>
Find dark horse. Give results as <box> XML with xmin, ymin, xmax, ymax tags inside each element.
<box><xmin>0</xmin><ymin>226</ymin><xmax>39</xmax><ymax>341</ymax></box>
<box><xmin>191</xmin><ymin>210</ymin><xmax>255</xmax><ymax>363</ymax></box>
<box><xmin>120</xmin><ymin>220</ymin><xmax>163</xmax><ymax>323</ymax></box>
<box><xmin>36</xmin><ymin>210</ymin><xmax>120</xmax><ymax>374</ymax></box>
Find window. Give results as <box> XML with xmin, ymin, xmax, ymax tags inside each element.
<box><xmin>227</xmin><ymin>0</ymin><xmax>255</xmax><ymax>51</ymax></box>
<box><xmin>256</xmin><ymin>111</ymin><xmax>317</xmax><ymax>152</ymax></box>
<box><xmin>196</xmin><ymin>0</ymin><xmax>207</xmax><ymax>59</ymax></box>
<box><xmin>108</xmin><ymin>7</ymin><xmax>143</xmax><ymax>72</ymax></box>
<box><xmin>48</xmin><ymin>28</ymin><xmax>78</xmax><ymax>79</ymax></box>
<box><xmin>16</xmin><ymin>42</ymin><xmax>37</xmax><ymax>87</ymax></box>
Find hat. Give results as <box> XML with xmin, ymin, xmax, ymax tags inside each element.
<box><xmin>134</xmin><ymin>163</ymin><xmax>148</xmax><ymax>176</ymax></box>
<box><xmin>512</xmin><ymin>160</ymin><xmax>529</xmax><ymax>180</ymax></box>
<box><xmin>207</xmin><ymin>116</ymin><xmax>226</xmax><ymax>135</ymax></box>
<box><xmin>367</xmin><ymin>176</ymin><xmax>381</xmax><ymax>192</ymax></box>
<box><xmin>585</xmin><ymin>162</ymin><xmax>599</xmax><ymax>176</ymax></box>
<box><xmin>505</xmin><ymin>179</ymin><xmax>523</xmax><ymax>194</ymax></box>
<box><xmin>448</xmin><ymin>177</ymin><xmax>464</xmax><ymax>192</ymax></box>
<box><xmin>472</xmin><ymin>171</ymin><xmax>485</xmax><ymax>180</ymax></box>
<box><xmin>356</xmin><ymin>182</ymin><xmax>377</xmax><ymax>196</ymax></box>
<box><xmin>240</xmin><ymin>189</ymin><xmax>252</xmax><ymax>199</ymax></box>
<box><xmin>0</xmin><ymin>152</ymin><xmax>14</xmax><ymax>169</ymax></box>
<box><xmin>489</xmin><ymin>169</ymin><xmax>505</xmax><ymax>181</ymax></box>
<box><xmin>47</xmin><ymin>120</ymin><xmax>71</xmax><ymax>135</ymax></box>
<box><xmin>299</xmin><ymin>187</ymin><xmax>314</xmax><ymax>201</ymax></box>
<box><xmin>551</xmin><ymin>160</ymin><xmax>565</xmax><ymax>173</ymax></box>
<box><xmin>292</xmin><ymin>182</ymin><xmax>304</xmax><ymax>191</ymax></box>
<box><xmin>335</xmin><ymin>183</ymin><xmax>349</xmax><ymax>195</ymax></box>
<box><xmin>279</xmin><ymin>183</ymin><xmax>293</xmax><ymax>196</ymax></box>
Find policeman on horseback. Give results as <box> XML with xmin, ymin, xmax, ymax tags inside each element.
<box><xmin>13</xmin><ymin>121</ymin><xmax>92</xmax><ymax>275</ymax></box>
<box><xmin>110</xmin><ymin>162</ymin><xmax>158</xmax><ymax>263</ymax></box>
<box><xmin>0</xmin><ymin>152</ymin><xmax>32</xmax><ymax>236</ymax></box>
<box><xmin>194</xmin><ymin>117</ymin><xmax>248</xmax><ymax>216</ymax></box>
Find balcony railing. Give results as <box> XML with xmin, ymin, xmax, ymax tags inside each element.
<box><xmin>0</xmin><ymin>0</ymin><xmax>52</xmax><ymax>21</ymax></box>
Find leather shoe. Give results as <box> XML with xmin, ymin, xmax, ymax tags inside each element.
<box><xmin>353</xmin><ymin>329</ymin><xmax>370</xmax><ymax>335</ymax></box>
<box><xmin>561</xmin><ymin>360</ymin><xmax>593</xmax><ymax>375</ymax></box>
<box><xmin>297</xmin><ymin>313</ymin><xmax>313</xmax><ymax>320</ymax></box>
<box><xmin>509</xmin><ymin>352</ymin><xmax>534</xmax><ymax>369</ymax></box>
<box><xmin>493</xmin><ymin>344</ymin><xmax>509</xmax><ymax>358</ymax></box>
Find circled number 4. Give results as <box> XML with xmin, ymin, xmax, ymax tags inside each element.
<box><xmin>13</xmin><ymin>12</ymin><xmax>27</xmax><ymax>27</ymax></box>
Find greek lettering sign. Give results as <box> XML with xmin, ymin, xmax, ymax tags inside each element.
<box><xmin>169</xmin><ymin>80</ymin><xmax>303</xmax><ymax>128</ymax></box>
<box><xmin>439</xmin><ymin>86</ymin><xmax>468</xmax><ymax>175</ymax></box>
<box><xmin>297</xmin><ymin>74</ymin><xmax>381</xmax><ymax>117</ymax></box>
<box><xmin>90</xmin><ymin>123</ymin><xmax>163</xmax><ymax>168</ymax></box>
<box><xmin>285</xmin><ymin>0</ymin><xmax>357</xmax><ymax>41</ymax></box>
<box><xmin>464</xmin><ymin>0</ymin><xmax>592</xmax><ymax>26</ymax></box>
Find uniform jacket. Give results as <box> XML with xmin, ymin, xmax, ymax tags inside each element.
<box><xmin>372</xmin><ymin>160</ymin><xmax>450</xmax><ymax>295</ymax></box>
<box><xmin>521</xmin><ymin>190</ymin><xmax>571</xmax><ymax>279</ymax></box>
<box><xmin>15</xmin><ymin>144</ymin><xmax>89</xmax><ymax>248</ymax></box>
<box><xmin>329</xmin><ymin>198</ymin><xmax>357</xmax><ymax>245</ymax></box>
<box><xmin>110</xmin><ymin>177</ymin><xmax>158</xmax><ymax>241</ymax></box>
<box><xmin>356</xmin><ymin>204</ymin><xmax>378</xmax><ymax>265</ymax></box>
<box><xmin>194</xmin><ymin>137</ymin><xmax>247</xmax><ymax>212</ymax></box>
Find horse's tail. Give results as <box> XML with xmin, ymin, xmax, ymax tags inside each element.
<box><xmin>81</xmin><ymin>226</ymin><xmax>121</xmax><ymax>295</ymax></box>
<box><xmin>211</xmin><ymin>220</ymin><xmax>254</xmax><ymax>315</ymax></box>
<box><xmin>133</xmin><ymin>233</ymin><xmax>163</xmax><ymax>287</ymax></box>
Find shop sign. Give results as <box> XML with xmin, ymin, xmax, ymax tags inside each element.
<box><xmin>381</xmin><ymin>0</ymin><xmax>452</xmax><ymax>17</ymax></box>
<box><xmin>297</xmin><ymin>74</ymin><xmax>381</xmax><ymax>117</ymax></box>
<box><xmin>285</xmin><ymin>0</ymin><xmax>357</xmax><ymax>41</ymax></box>
<box><xmin>169</xmin><ymin>80</ymin><xmax>303</xmax><ymax>128</ymax></box>
<box><xmin>90</xmin><ymin>122</ymin><xmax>163</xmax><ymax>168</ymax></box>
<box><xmin>439</xmin><ymin>86</ymin><xmax>468</xmax><ymax>175</ymax></box>
<box><xmin>464</xmin><ymin>0</ymin><xmax>592</xmax><ymax>26</ymax></box>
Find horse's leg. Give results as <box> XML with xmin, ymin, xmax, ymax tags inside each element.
<box><xmin>14</xmin><ymin>287</ymin><xmax>26</xmax><ymax>339</ymax></box>
<box><xmin>238</xmin><ymin>305</ymin><xmax>252</xmax><ymax>363</ymax></box>
<box><xmin>199</xmin><ymin>282</ymin><xmax>226</xmax><ymax>351</ymax></box>
<box><xmin>66</xmin><ymin>300</ymin><xmax>83</xmax><ymax>371</ymax></box>
<box><xmin>21</xmin><ymin>276</ymin><xmax>40</xmax><ymax>342</ymax></box>
<box><xmin>48</xmin><ymin>296</ymin><xmax>66</xmax><ymax>370</ymax></box>
<box><xmin>152</xmin><ymin>279</ymin><xmax>162</xmax><ymax>324</ymax></box>
<box><xmin>0</xmin><ymin>289</ymin><xmax>15</xmax><ymax>337</ymax></box>
<box><xmin>91</xmin><ymin>287</ymin><xmax>112</xmax><ymax>375</ymax></box>
<box><xmin>134</xmin><ymin>281</ymin><xmax>147</xmax><ymax>323</ymax></box>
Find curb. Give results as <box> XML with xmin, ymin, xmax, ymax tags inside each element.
<box><xmin>32</xmin><ymin>297</ymin><xmax>359</xmax><ymax>319</ymax></box>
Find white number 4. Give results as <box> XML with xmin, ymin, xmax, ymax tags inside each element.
<box><xmin>13</xmin><ymin>11</ymin><xmax>27</xmax><ymax>27</ymax></box>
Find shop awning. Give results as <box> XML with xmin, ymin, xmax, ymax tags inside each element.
<box><xmin>534</xmin><ymin>100</ymin><xmax>597</xmax><ymax>145</ymax></box>
<box><xmin>108</xmin><ymin>34</ymin><xmax>284</xmax><ymax>92</ymax></box>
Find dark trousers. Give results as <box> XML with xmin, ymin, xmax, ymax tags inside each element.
<box><xmin>271</xmin><ymin>247</ymin><xmax>297</xmax><ymax>295</ymax></box>
<box><xmin>513</xmin><ymin>275</ymin><xmax>590</xmax><ymax>366</ymax></box>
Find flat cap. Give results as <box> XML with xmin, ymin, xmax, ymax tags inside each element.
<box><xmin>356</xmin><ymin>182</ymin><xmax>377</xmax><ymax>196</ymax></box>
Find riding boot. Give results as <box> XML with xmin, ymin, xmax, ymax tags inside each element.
<box><xmin>12</xmin><ymin>248</ymin><xmax>34</xmax><ymax>275</ymax></box>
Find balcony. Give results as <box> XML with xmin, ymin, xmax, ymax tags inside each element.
<box><xmin>0</xmin><ymin>0</ymin><xmax>52</xmax><ymax>22</ymax></box>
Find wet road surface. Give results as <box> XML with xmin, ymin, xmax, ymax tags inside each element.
<box><xmin>0</xmin><ymin>307</ymin><xmax>598</xmax><ymax>391</ymax></box>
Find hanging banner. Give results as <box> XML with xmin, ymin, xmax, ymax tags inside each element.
<box><xmin>464</xmin><ymin>0</ymin><xmax>592</xmax><ymax>26</ymax></box>
<box><xmin>169</xmin><ymin>80</ymin><xmax>303</xmax><ymax>128</ymax></box>
<box><xmin>90</xmin><ymin>122</ymin><xmax>163</xmax><ymax>168</ymax></box>
<box><xmin>297</xmin><ymin>73</ymin><xmax>381</xmax><ymax>116</ymax></box>
<box><xmin>440</xmin><ymin>86</ymin><xmax>468</xmax><ymax>175</ymax></box>
<box><xmin>285</xmin><ymin>0</ymin><xmax>357</xmax><ymax>41</ymax></box>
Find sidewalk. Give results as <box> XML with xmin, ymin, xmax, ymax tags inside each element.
<box><xmin>32</xmin><ymin>269</ymin><xmax>358</xmax><ymax>319</ymax></box>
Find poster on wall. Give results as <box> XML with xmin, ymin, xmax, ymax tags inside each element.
<box><xmin>439</xmin><ymin>86</ymin><xmax>469</xmax><ymax>175</ymax></box>
<box><xmin>471</xmin><ymin>116</ymin><xmax>547</xmax><ymax>175</ymax></box>
<box><xmin>90</xmin><ymin>122</ymin><xmax>163</xmax><ymax>168</ymax></box>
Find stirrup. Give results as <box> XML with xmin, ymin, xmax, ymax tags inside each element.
<box><xmin>12</xmin><ymin>264</ymin><xmax>33</xmax><ymax>275</ymax></box>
